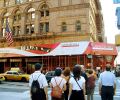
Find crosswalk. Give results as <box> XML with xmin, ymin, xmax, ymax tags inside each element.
<box><xmin>0</xmin><ymin>78</ymin><xmax>120</xmax><ymax>100</ymax></box>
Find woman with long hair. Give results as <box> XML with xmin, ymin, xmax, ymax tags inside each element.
<box><xmin>69</xmin><ymin>65</ymin><xmax>86</xmax><ymax>100</ymax></box>
<box><xmin>62</xmin><ymin>67</ymin><xmax>71</xmax><ymax>100</ymax></box>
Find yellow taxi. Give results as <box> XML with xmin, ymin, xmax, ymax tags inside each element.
<box><xmin>1</xmin><ymin>70</ymin><xmax>30</xmax><ymax>82</ymax></box>
<box><xmin>0</xmin><ymin>75</ymin><xmax>5</xmax><ymax>83</ymax></box>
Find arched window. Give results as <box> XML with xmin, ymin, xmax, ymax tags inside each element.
<box><xmin>39</xmin><ymin>4</ymin><xmax>49</xmax><ymax>33</ymax></box>
<box><xmin>75</xmin><ymin>21</ymin><xmax>81</xmax><ymax>32</ymax></box>
<box><xmin>40</xmin><ymin>4</ymin><xmax>49</xmax><ymax>17</ymax></box>
<box><xmin>61</xmin><ymin>22</ymin><xmax>67</xmax><ymax>32</ymax></box>
<box><xmin>27</xmin><ymin>8</ymin><xmax>35</xmax><ymax>21</ymax></box>
<box><xmin>12</xmin><ymin>10</ymin><xmax>21</xmax><ymax>36</ymax></box>
<box><xmin>13</xmin><ymin>10</ymin><xmax>21</xmax><ymax>23</ymax></box>
<box><xmin>25</xmin><ymin>8</ymin><xmax>35</xmax><ymax>35</ymax></box>
<box><xmin>2</xmin><ymin>12</ymin><xmax>10</xmax><ymax>37</ymax></box>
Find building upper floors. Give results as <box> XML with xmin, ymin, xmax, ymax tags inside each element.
<box><xmin>0</xmin><ymin>0</ymin><xmax>104</xmax><ymax>44</ymax></box>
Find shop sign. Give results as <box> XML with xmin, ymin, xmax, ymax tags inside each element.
<box><xmin>62</xmin><ymin>42</ymin><xmax>79</xmax><ymax>47</ymax></box>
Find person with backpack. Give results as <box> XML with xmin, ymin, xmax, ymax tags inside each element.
<box><xmin>29</xmin><ymin>63</ymin><xmax>48</xmax><ymax>100</ymax></box>
<box><xmin>69</xmin><ymin>65</ymin><xmax>86</xmax><ymax>100</ymax></box>
<box><xmin>50</xmin><ymin>67</ymin><xmax>66</xmax><ymax>100</ymax></box>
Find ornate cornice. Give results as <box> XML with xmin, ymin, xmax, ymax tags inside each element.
<box><xmin>50</xmin><ymin>3</ymin><xmax>90</xmax><ymax>12</ymax></box>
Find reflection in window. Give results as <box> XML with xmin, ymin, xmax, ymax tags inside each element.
<box><xmin>40</xmin><ymin>22</ymin><xmax>49</xmax><ymax>33</ymax></box>
<box><xmin>40</xmin><ymin>4</ymin><xmax>49</xmax><ymax>17</ymax></box>
<box><xmin>61</xmin><ymin>22</ymin><xmax>67</xmax><ymax>32</ymax></box>
<box><xmin>75</xmin><ymin>21</ymin><xmax>81</xmax><ymax>32</ymax></box>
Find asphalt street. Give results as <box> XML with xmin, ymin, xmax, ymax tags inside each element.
<box><xmin>0</xmin><ymin>78</ymin><xmax>120</xmax><ymax>100</ymax></box>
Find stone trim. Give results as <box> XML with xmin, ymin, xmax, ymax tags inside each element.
<box><xmin>50</xmin><ymin>3</ymin><xmax>90</xmax><ymax>12</ymax></box>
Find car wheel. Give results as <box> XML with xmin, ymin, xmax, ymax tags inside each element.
<box><xmin>21</xmin><ymin>77</ymin><xmax>27</xmax><ymax>82</ymax></box>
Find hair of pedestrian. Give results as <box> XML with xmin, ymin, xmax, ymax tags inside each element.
<box><xmin>73</xmin><ymin>66</ymin><xmax>81</xmax><ymax>79</ymax></box>
<box><xmin>35</xmin><ymin>63</ymin><xmax>42</xmax><ymax>71</ymax></box>
<box><xmin>55</xmin><ymin>67</ymin><xmax>62</xmax><ymax>76</ymax></box>
<box><xmin>63</xmin><ymin>67</ymin><xmax>70</xmax><ymax>77</ymax></box>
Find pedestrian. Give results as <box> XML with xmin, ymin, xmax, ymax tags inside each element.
<box><xmin>61</xmin><ymin>67</ymin><xmax>71</xmax><ymax>100</ymax></box>
<box><xmin>80</xmin><ymin>65</ymin><xmax>88</xmax><ymax>84</ymax></box>
<box><xmin>50</xmin><ymin>67</ymin><xmax>66</xmax><ymax>100</ymax></box>
<box><xmin>75</xmin><ymin>64</ymin><xmax>88</xmax><ymax>95</ymax></box>
<box><xmin>86</xmin><ymin>69</ymin><xmax>96</xmax><ymax>100</ymax></box>
<box><xmin>29</xmin><ymin>63</ymin><xmax>48</xmax><ymax>100</ymax></box>
<box><xmin>69</xmin><ymin>65</ymin><xmax>86</xmax><ymax>100</ymax></box>
<box><xmin>98</xmin><ymin>64</ymin><xmax>116</xmax><ymax>100</ymax></box>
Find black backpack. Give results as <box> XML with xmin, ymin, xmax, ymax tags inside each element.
<box><xmin>31</xmin><ymin>74</ymin><xmax>41</xmax><ymax>94</ymax></box>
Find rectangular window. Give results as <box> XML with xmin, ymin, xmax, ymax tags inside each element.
<box><xmin>46</xmin><ymin>10</ymin><xmax>49</xmax><ymax>16</ymax></box>
<box><xmin>46</xmin><ymin>22</ymin><xmax>49</xmax><ymax>32</ymax></box>
<box><xmin>40</xmin><ymin>23</ymin><xmax>44</xmax><ymax>32</ymax></box>
<box><xmin>32</xmin><ymin>13</ymin><xmax>35</xmax><ymax>19</ymax></box>
<box><xmin>31</xmin><ymin>24</ymin><xmax>34</xmax><ymax>33</ymax></box>
<box><xmin>41</xmin><ymin>11</ymin><xmax>44</xmax><ymax>17</ymax></box>
<box><xmin>26</xmin><ymin>26</ymin><xmax>30</xmax><ymax>34</ymax></box>
<box><xmin>15</xmin><ymin>0</ymin><xmax>20</xmax><ymax>4</ymax></box>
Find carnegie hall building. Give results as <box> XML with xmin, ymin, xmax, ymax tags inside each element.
<box><xmin>0</xmin><ymin>0</ymin><xmax>114</xmax><ymax>74</ymax></box>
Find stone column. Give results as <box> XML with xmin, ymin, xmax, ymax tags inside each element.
<box><xmin>21</xmin><ymin>13</ymin><xmax>26</xmax><ymax>35</ymax></box>
<box><xmin>0</xmin><ymin>18</ymin><xmax>3</xmax><ymax>37</ymax></box>
<box><xmin>34</xmin><ymin>10</ymin><xmax>40</xmax><ymax>35</ymax></box>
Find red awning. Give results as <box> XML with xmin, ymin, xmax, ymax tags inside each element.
<box><xmin>90</xmin><ymin>42</ymin><xmax>117</xmax><ymax>56</ymax></box>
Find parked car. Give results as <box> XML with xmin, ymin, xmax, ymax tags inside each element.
<box><xmin>45</xmin><ymin>71</ymin><xmax>55</xmax><ymax>83</ymax></box>
<box><xmin>0</xmin><ymin>70</ymin><xmax>30</xmax><ymax>82</ymax></box>
<box><xmin>0</xmin><ymin>75</ymin><xmax>5</xmax><ymax>83</ymax></box>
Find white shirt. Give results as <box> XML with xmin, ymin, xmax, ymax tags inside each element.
<box><xmin>29</xmin><ymin>71</ymin><xmax>48</xmax><ymax>88</ymax></box>
<box><xmin>98</xmin><ymin>71</ymin><xmax>116</xmax><ymax>87</ymax></box>
<box><xmin>69</xmin><ymin>76</ymin><xmax>85</xmax><ymax>90</ymax></box>
<box><xmin>51</xmin><ymin>76</ymin><xmax>66</xmax><ymax>89</ymax></box>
